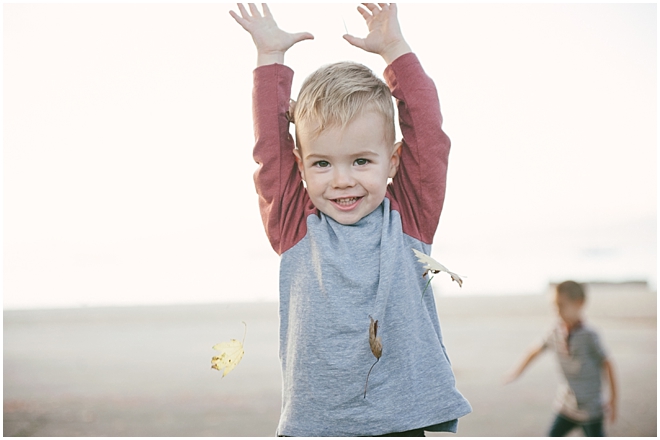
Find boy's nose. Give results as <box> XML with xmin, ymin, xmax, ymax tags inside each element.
<box><xmin>331</xmin><ymin>167</ymin><xmax>356</xmax><ymax>188</ymax></box>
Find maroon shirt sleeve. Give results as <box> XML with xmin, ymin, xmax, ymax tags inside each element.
<box><xmin>384</xmin><ymin>53</ymin><xmax>451</xmax><ymax>245</ymax></box>
<box><xmin>252</xmin><ymin>64</ymin><xmax>316</xmax><ymax>255</ymax></box>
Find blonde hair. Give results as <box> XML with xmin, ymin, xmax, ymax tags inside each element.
<box><xmin>289</xmin><ymin>61</ymin><xmax>395</xmax><ymax>148</ymax></box>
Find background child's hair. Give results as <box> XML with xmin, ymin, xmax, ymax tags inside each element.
<box><xmin>556</xmin><ymin>280</ymin><xmax>586</xmax><ymax>302</ymax></box>
<box><xmin>289</xmin><ymin>61</ymin><xmax>395</xmax><ymax>148</ymax></box>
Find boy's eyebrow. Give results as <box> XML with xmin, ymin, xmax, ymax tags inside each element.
<box><xmin>304</xmin><ymin>150</ymin><xmax>381</xmax><ymax>160</ymax></box>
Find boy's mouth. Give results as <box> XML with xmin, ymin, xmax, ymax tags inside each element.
<box><xmin>331</xmin><ymin>196</ymin><xmax>362</xmax><ymax>210</ymax></box>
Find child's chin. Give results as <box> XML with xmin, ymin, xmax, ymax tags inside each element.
<box><xmin>319</xmin><ymin>210</ymin><xmax>357</xmax><ymax>225</ymax></box>
<box><xmin>323</xmin><ymin>206</ymin><xmax>380</xmax><ymax>225</ymax></box>
<box><xmin>333</xmin><ymin>216</ymin><xmax>361</xmax><ymax>225</ymax></box>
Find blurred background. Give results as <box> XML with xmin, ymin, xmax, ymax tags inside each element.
<box><xmin>3</xmin><ymin>2</ymin><xmax>656</xmax><ymax>436</ymax></box>
<box><xmin>4</xmin><ymin>285</ymin><xmax>656</xmax><ymax>436</ymax></box>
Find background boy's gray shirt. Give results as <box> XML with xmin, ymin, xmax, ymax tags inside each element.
<box><xmin>277</xmin><ymin>199</ymin><xmax>472</xmax><ymax>436</ymax></box>
<box><xmin>542</xmin><ymin>324</ymin><xmax>608</xmax><ymax>421</ymax></box>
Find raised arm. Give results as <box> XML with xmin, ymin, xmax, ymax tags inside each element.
<box><xmin>229</xmin><ymin>3</ymin><xmax>314</xmax><ymax>66</ymax></box>
<box><xmin>231</xmin><ymin>3</ymin><xmax>315</xmax><ymax>254</ymax></box>
<box><xmin>344</xmin><ymin>4</ymin><xmax>450</xmax><ymax>244</ymax></box>
<box><xmin>384</xmin><ymin>54</ymin><xmax>449</xmax><ymax>244</ymax></box>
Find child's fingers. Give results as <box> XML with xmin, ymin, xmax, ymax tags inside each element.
<box><xmin>343</xmin><ymin>34</ymin><xmax>367</xmax><ymax>51</ymax></box>
<box><xmin>248</xmin><ymin>3</ymin><xmax>262</xmax><ymax>18</ymax></box>
<box><xmin>292</xmin><ymin>32</ymin><xmax>315</xmax><ymax>44</ymax></box>
<box><xmin>229</xmin><ymin>9</ymin><xmax>250</xmax><ymax>29</ymax></box>
<box><xmin>356</xmin><ymin>5</ymin><xmax>372</xmax><ymax>21</ymax></box>
<box><xmin>262</xmin><ymin>3</ymin><xmax>273</xmax><ymax>18</ymax></box>
<box><xmin>229</xmin><ymin>9</ymin><xmax>241</xmax><ymax>22</ymax></box>
<box><xmin>236</xmin><ymin>3</ymin><xmax>250</xmax><ymax>19</ymax></box>
<box><xmin>363</xmin><ymin>3</ymin><xmax>381</xmax><ymax>15</ymax></box>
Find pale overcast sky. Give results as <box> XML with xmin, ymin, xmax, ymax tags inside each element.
<box><xmin>3</xmin><ymin>3</ymin><xmax>656</xmax><ymax>308</ymax></box>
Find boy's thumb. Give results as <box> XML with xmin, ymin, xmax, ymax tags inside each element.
<box><xmin>342</xmin><ymin>34</ymin><xmax>365</xmax><ymax>50</ymax></box>
<box><xmin>293</xmin><ymin>32</ymin><xmax>314</xmax><ymax>43</ymax></box>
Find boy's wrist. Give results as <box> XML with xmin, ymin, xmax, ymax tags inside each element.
<box><xmin>257</xmin><ymin>50</ymin><xmax>286</xmax><ymax>67</ymax></box>
<box><xmin>381</xmin><ymin>41</ymin><xmax>412</xmax><ymax>65</ymax></box>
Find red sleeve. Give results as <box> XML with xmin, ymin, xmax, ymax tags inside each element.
<box><xmin>384</xmin><ymin>53</ymin><xmax>450</xmax><ymax>245</ymax></box>
<box><xmin>252</xmin><ymin>64</ymin><xmax>315</xmax><ymax>255</ymax></box>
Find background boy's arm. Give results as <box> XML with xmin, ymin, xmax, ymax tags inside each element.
<box><xmin>230</xmin><ymin>4</ymin><xmax>314</xmax><ymax>254</ymax></box>
<box><xmin>503</xmin><ymin>343</ymin><xmax>545</xmax><ymax>384</ymax></box>
<box><xmin>345</xmin><ymin>4</ymin><xmax>450</xmax><ymax>244</ymax></box>
<box><xmin>603</xmin><ymin>358</ymin><xmax>617</xmax><ymax>422</ymax></box>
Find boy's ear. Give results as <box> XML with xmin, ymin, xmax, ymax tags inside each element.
<box><xmin>292</xmin><ymin>148</ymin><xmax>306</xmax><ymax>181</ymax></box>
<box><xmin>388</xmin><ymin>142</ymin><xmax>403</xmax><ymax>179</ymax></box>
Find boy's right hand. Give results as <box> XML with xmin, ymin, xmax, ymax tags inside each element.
<box><xmin>343</xmin><ymin>3</ymin><xmax>411</xmax><ymax>64</ymax></box>
<box><xmin>229</xmin><ymin>3</ymin><xmax>314</xmax><ymax>66</ymax></box>
<box><xmin>502</xmin><ymin>370</ymin><xmax>520</xmax><ymax>385</ymax></box>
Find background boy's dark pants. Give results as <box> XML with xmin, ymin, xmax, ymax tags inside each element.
<box><xmin>549</xmin><ymin>413</ymin><xmax>605</xmax><ymax>437</ymax></box>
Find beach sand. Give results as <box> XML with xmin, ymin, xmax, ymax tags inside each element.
<box><xmin>4</xmin><ymin>283</ymin><xmax>656</xmax><ymax>436</ymax></box>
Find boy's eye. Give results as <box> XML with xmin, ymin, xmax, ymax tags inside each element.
<box><xmin>313</xmin><ymin>160</ymin><xmax>330</xmax><ymax>168</ymax></box>
<box><xmin>354</xmin><ymin>158</ymin><xmax>369</xmax><ymax>166</ymax></box>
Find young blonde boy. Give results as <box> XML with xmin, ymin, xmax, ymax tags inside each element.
<box><xmin>230</xmin><ymin>3</ymin><xmax>471</xmax><ymax>436</ymax></box>
<box><xmin>505</xmin><ymin>281</ymin><xmax>617</xmax><ymax>436</ymax></box>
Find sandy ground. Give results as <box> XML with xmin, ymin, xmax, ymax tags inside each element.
<box><xmin>4</xmin><ymin>283</ymin><xmax>656</xmax><ymax>437</ymax></box>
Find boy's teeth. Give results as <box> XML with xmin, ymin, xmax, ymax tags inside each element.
<box><xmin>335</xmin><ymin>197</ymin><xmax>358</xmax><ymax>206</ymax></box>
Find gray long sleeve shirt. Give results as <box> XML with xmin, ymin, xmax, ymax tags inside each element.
<box><xmin>252</xmin><ymin>53</ymin><xmax>472</xmax><ymax>436</ymax></box>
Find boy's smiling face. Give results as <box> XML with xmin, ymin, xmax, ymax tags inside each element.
<box><xmin>553</xmin><ymin>291</ymin><xmax>584</xmax><ymax>327</ymax></box>
<box><xmin>294</xmin><ymin>111</ymin><xmax>400</xmax><ymax>225</ymax></box>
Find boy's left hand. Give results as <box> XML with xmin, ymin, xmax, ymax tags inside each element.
<box><xmin>343</xmin><ymin>3</ymin><xmax>412</xmax><ymax>64</ymax></box>
<box><xmin>606</xmin><ymin>397</ymin><xmax>617</xmax><ymax>423</ymax></box>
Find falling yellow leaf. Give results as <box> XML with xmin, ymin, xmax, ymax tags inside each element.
<box><xmin>364</xmin><ymin>315</ymin><xmax>382</xmax><ymax>398</ymax></box>
<box><xmin>211</xmin><ymin>321</ymin><xmax>246</xmax><ymax>377</ymax></box>
<box><xmin>412</xmin><ymin>248</ymin><xmax>464</xmax><ymax>288</ymax></box>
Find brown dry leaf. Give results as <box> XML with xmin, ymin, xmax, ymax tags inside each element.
<box><xmin>369</xmin><ymin>316</ymin><xmax>382</xmax><ymax>359</ymax></box>
<box><xmin>364</xmin><ymin>315</ymin><xmax>382</xmax><ymax>398</ymax></box>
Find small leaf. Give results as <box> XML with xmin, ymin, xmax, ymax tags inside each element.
<box><xmin>369</xmin><ymin>316</ymin><xmax>382</xmax><ymax>359</ymax></box>
<box><xmin>211</xmin><ymin>321</ymin><xmax>246</xmax><ymax>377</ymax></box>
<box><xmin>211</xmin><ymin>340</ymin><xmax>245</xmax><ymax>377</ymax></box>
<box><xmin>412</xmin><ymin>248</ymin><xmax>464</xmax><ymax>288</ymax></box>
<box><xmin>364</xmin><ymin>315</ymin><xmax>382</xmax><ymax>398</ymax></box>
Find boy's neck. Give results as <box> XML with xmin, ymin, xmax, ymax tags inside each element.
<box><xmin>562</xmin><ymin>318</ymin><xmax>583</xmax><ymax>332</ymax></box>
